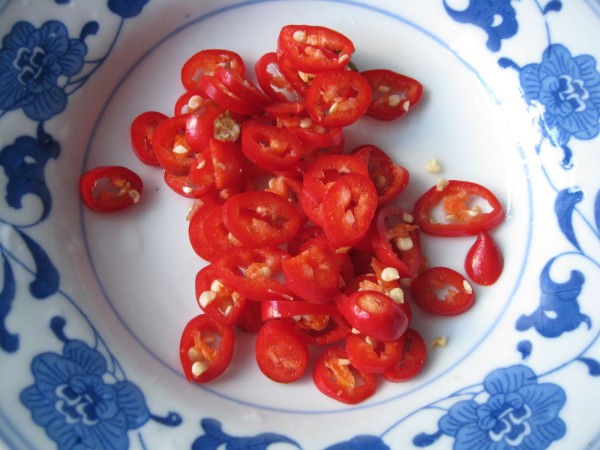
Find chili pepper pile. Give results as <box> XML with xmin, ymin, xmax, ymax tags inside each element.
<box><xmin>81</xmin><ymin>25</ymin><xmax>505</xmax><ymax>404</ymax></box>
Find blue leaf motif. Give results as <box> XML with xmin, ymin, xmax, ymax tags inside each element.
<box><xmin>543</xmin><ymin>0</ymin><xmax>563</xmax><ymax>13</ymax></box>
<box><xmin>0</xmin><ymin>125</ymin><xmax>60</xmax><ymax>223</ymax></box>
<box><xmin>0</xmin><ymin>251</ymin><xmax>18</xmax><ymax>352</ymax></box>
<box><xmin>412</xmin><ymin>431</ymin><xmax>443</xmax><ymax>447</ymax></box>
<box><xmin>80</xmin><ymin>21</ymin><xmax>100</xmax><ymax>41</ymax></box>
<box><xmin>192</xmin><ymin>418</ymin><xmax>300</xmax><ymax>450</ymax></box>
<box><xmin>577</xmin><ymin>357</ymin><xmax>600</xmax><ymax>376</ymax></box>
<box><xmin>594</xmin><ymin>190</ymin><xmax>600</xmax><ymax>233</ymax></box>
<box><xmin>555</xmin><ymin>188</ymin><xmax>583</xmax><ymax>250</ymax></box>
<box><xmin>516</xmin><ymin>258</ymin><xmax>590</xmax><ymax>337</ymax></box>
<box><xmin>325</xmin><ymin>435</ymin><xmax>390</xmax><ymax>450</ymax></box>
<box><xmin>443</xmin><ymin>0</ymin><xmax>518</xmax><ymax>52</ymax></box>
<box><xmin>108</xmin><ymin>0</ymin><xmax>150</xmax><ymax>18</ymax></box>
<box><xmin>17</xmin><ymin>229</ymin><xmax>59</xmax><ymax>299</ymax></box>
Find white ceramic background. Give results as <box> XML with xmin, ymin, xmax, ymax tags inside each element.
<box><xmin>0</xmin><ymin>1</ymin><xmax>598</xmax><ymax>449</ymax></box>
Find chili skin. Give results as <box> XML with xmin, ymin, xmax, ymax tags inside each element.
<box><xmin>410</xmin><ymin>266</ymin><xmax>475</xmax><ymax>316</ymax></box>
<box><xmin>80</xmin><ymin>165</ymin><xmax>143</xmax><ymax>212</ymax></box>
<box><xmin>413</xmin><ymin>179</ymin><xmax>504</xmax><ymax>237</ymax></box>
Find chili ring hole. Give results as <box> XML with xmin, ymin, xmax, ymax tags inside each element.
<box><xmin>92</xmin><ymin>176</ymin><xmax>139</xmax><ymax>201</ymax></box>
<box><xmin>429</xmin><ymin>191</ymin><xmax>494</xmax><ymax>224</ymax></box>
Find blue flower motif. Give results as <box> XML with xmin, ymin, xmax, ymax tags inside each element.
<box><xmin>0</xmin><ymin>20</ymin><xmax>87</xmax><ymax>121</ymax></box>
<box><xmin>108</xmin><ymin>0</ymin><xmax>151</xmax><ymax>18</ymax></box>
<box><xmin>520</xmin><ymin>44</ymin><xmax>600</xmax><ymax>147</ymax></box>
<box><xmin>437</xmin><ymin>365</ymin><xmax>566</xmax><ymax>449</ymax></box>
<box><xmin>20</xmin><ymin>340</ymin><xmax>149</xmax><ymax>450</ymax></box>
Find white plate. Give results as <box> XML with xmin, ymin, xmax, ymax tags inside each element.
<box><xmin>1</xmin><ymin>0</ymin><xmax>599</xmax><ymax>448</ymax></box>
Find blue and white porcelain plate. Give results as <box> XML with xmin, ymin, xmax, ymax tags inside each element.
<box><xmin>1</xmin><ymin>0</ymin><xmax>599</xmax><ymax>449</ymax></box>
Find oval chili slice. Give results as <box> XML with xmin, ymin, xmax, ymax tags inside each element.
<box><xmin>361</xmin><ymin>69</ymin><xmax>423</xmax><ymax>121</ymax></box>
<box><xmin>413</xmin><ymin>179</ymin><xmax>505</xmax><ymax>237</ymax></box>
<box><xmin>222</xmin><ymin>191</ymin><xmax>303</xmax><ymax>248</ymax></box>
<box><xmin>181</xmin><ymin>49</ymin><xmax>246</xmax><ymax>92</ymax></box>
<box><xmin>410</xmin><ymin>266</ymin><xmax>475</xmax><ymax>316</ymax></box>
<box><xmin>179</xmin><ymin>314</ymin><xmax>235</xmax><ymax>383</ymax></box>
<box><xmin>80</xmin><ymin>165</ymin><xmax>143</xmax><ymax>212</ymax></box>
<box><xmin>130</xmin><ymin>111</ymin><xmax>168</xmax><ymax>166</ymax></box>
<box><xmin>277</xmin><ymin>25</ymin><xmax>354</xmax><ymax>73</ymax></box>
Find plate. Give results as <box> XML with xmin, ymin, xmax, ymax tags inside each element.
<box><xmin>1</xmin><ymin>0</ymin><xmax>599</xmax><ymax>448</ymax></box>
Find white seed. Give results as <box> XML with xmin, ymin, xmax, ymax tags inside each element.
<box><xmin>365</xmin><ymin>336</ymin><xmax>378</xmax><ymax>347</ymax></box>
<box><xmin>173</xmin><ymin>144</ymin><xmax>189</xmax><ymax>155</ymax></box>
<box><xmin>299</xmin><ymin>117</ymin><xmax>313</xmax><ymax>128</ymax></box>
<box><xmin>128</xmin><ymin>190</ymin><xmax>141</xmax><ymax>203</ymax></box>
<box><xmin>388</xmin><ymin>94</ymin><xmax>402</xmax><ymax>107</ymax></box>
<box><xmin>196</xmin><ymin>158</ymin><xmax>206</xmax><ymax>169</ymax></box>
<box><xmin>338</xmin><ymin>53</ymin><xmax>350</xmax><ymax>64</ymax></box>
<box><xmin>268</xmin><ymin>178</ymin><xmax>277</xmax><ymax>190</ymax></box>
<box><xmin>445</xmin><ymin>214</ymin><xmax>457</xmax><ymax>222</ymax></box>
<box><xmin>260</xmin><ymin>266</ymin><xmax>272</xmax><ymax>278</ymax></box>
<box><xmin>188</xmin><ymin>347</ymin><xmax>201</xmax><ymax>362</ymax></box>
<box><xmin>389</xmin><ymin>287</ymin><xmax>405</xmax><ymax>304</ymax></box>
<box><xmin>463</xmin><ymin>280</ymin><xmax>473</xmax><ymax>294</ymax></box>
<box><xmin>377</xmin><ymin>85</ymin><xmax>391</xmax><ymax>93</ymax></box>
<box><xmin>182</xmin><ymin>186</ymin><xmax>193</xmax><ymax>194</ymax></box>
<box><xmin>468</xmin><ymin>205</ymin><xmax>482</xmax><ymax>217</ymax></box>
<box><xmin>210</xmin><ymin>279</ymin><xmax>223</xmax><ymax>292</ymax></box>
<box><xmin>351</xmin><ymin>327</ymin><xmax>361</xmax><ymax>335</ymax></box>
<box><xmin>228</xmin><ymin>232</ymin><xmax>241</xmax><ymax>245</ymax></box>
<box><xmin>292</xmin><ymin>315</ymin><xmax>302</xmax><ymax>322</ymax></box>
<box><xmin>298</xmin><ymin>71</ymin><xmax>313</xmax><ymax>83</ymax></box>
<box><xmin>431</xmin><ymin>336</ymin><xmax>448</xmax><ymax>348</ymax></box>
<box><xmin>381</xmin><ymin>267</ymin><xmax>400</xmax><ymax>282</ymax></box>
<box><xmin>223</xmin><ymin>305</ymin><xmax>233</xmax><ymax>316</ymax></box>
<box><xmin>337</xmin><ymin>358</ymin><xmax>351</xmax><ymax>366</ymax></box>
<box><xmin>395</xmin><ymin>237</ymin><xmax>414</xmax><ymax>251</ymax></box>
<box><xmin>191</xmin><ymin>361</ymin><xmax>209</xmax><ymax>377</ymax></box>
<box><xmin>435</xmin><ymin>178</ymin><xmax>449</xmax><ymax>191</ymax></box>
<box><xmin>329</xmin><ymin>101</ymin><xmax>341</xmax><ymax>114</ymax></box>
<box><xmin>293</xmin><ymin>30</ymin><xmax>306</xmax><ymax>43</ymax></box>
<box><xmin>199</xmin><ymin>291</ymin><xmax>217</xmax><ymax>308</ymax></box>
<box><xmin>424</xmin><ymin>158</ymin><xmax>442</xmax><ymax>174</ymax></box>
<box><xmin>188</xmin><ymin>95</ymin><xmax>203</xmax><ymax>110</ymax></box>
<box><xmin>302</xmin><ymin>315</ymin><xmax>313</xmax><ymax>321</ymax></box>
<box><xmin>402</xmin><ymin>100</ymin><xmax>411</xmax><ymax>112</ymax></box>
<box><xmin>374</xmin><ymin>174</ymin><xmax>387</xmax><ymax>189</ymax></box>
<box><xmin>403</xmin><ymin>212</ymin><xmax>414</xmax><ymax>223</ymax></box>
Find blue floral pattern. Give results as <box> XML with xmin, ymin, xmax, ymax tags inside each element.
<box><xmin>437</xmin><ymin>366</ymin><xmax>566</xmax><ymax>449</ymax></box>
<box><xmin>20</xmin><ymin>338</ymin><xmax>150</xmax><ymax>450</ymax></box>
<box><xmin>520</xmin><ymin>44</ymin><xmax>600</xmax><ymax>150</ymax></box>
<box><xmin>0</xmin><ymin>21</ymin><xmax>87</xmax><ymax>121</ymax></box>
<box><xmin>0</xmin><ymin>0</ymin><xmax>598</xmax><ymax>448</ymax></box>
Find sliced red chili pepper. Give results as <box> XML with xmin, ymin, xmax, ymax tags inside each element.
<box><xmin>222</xmin><ymin>191</ymin><xmax>303</xmax><ymax>248</ymax></box>
<box><xmin>256</xmin><ymin>319</ymin><xmax>309</xmax><ymax>383</ymax></box>
<box><xmin>277</xmin><ymin>53</ymin><xmax>314</xmax><ymax>96</ymax></box>
<box><xmin>410</xmin><ymin>266</ymin><xmax>475</xmax><ymax>316</ymax></box>
<box><xmin>313</xmin><ymin>346</ymin><xmax>376</xmax><ymax>404</ymax></box>
<box><xmin>199</xmin><ymin>74</ymin><xmax>262</xmax><ymax>116</ymax></box>
<box><xmin>382</xmin><ymin>328</ymin><xmax>427</xmax><ymax>382</ymax></box>
<box><xmin>321</xmin><ymin>173</ymin><xmax>378</xmax><ymax>248</ymax></box>
<box><xmin>277</xmin><ymin>25</ymin><xmax>354</xmax><ymax>73</ymax></box>
<box><xmin>287</xmin><ymin>225</ymin><xmax>325</xmax><ymax>256</ymax></box>
<box><xmin>296</xmin><ymin>313</ymin><xmax>351</xmax><ymax>346</ymax></box>
<box><xmin>352</xmin><ymin>144</ymin><xmax>410</xmax><ymax>205</ymax></box>
<box><xmin>240</xmin><ymin>121</ymin><xmax>303</xmax><ymax>172</ymax></box>
<box><xmin>164</xmin><ymin>171</ymin><xmax>212</xmax><ymax>199</ymax></box>
<box><xmin>80</xmin><ymin>165</ymin><xmax>143</xmax><ymax>212</ymax></box>
<box><xmin>255</xmin><ymin>52</ymin><xmax>302</xmax><ymax>103</ymax></box>
<box><xmin>202</xmin><ymin>204</ymin><xmax>243</xmax><ymax>254</ymax></box>
<box><xmin>413</xmin><ymin>180</ymin><xmax>505</xmax><ymax>237</ymax></box>
<box><xmin>305</xmin><ymin>70</ymin><xmax>371</xmax><ymax>128</ymax></box>
<box><xmin>302</xmin><ymin>154</ymin><xmax>369</xmax><ymax>203</ymax></box>
<box><xmin>130</xmin><ymin>111</ymin><xmax>168</xmax><ymax>166</ymax></box>
<box><xmin>152</xmin><ymin>113</ymin><xmax>197</xmax><ymax>176</ymax></box>
<box><xmin>179</xmin><ymin>314</ymin><xmax>235</xmax><ymax>383</ymax></box>
<box><xmin>181</xmin><ymin>49</ymin><xmax>246</xmax><ymax>92</ymax></box>
<box><xmin>188</xmin><ymin>202</ymin><xmax>221</xmax><ymax>261</ymax></box>
<box><xmin>282</xmin><ymin>238</ymin><xmax>340</xmax><ymax>303</ymax></box>
<box><xmin>361</xmin><ymin>69</ymin><xmax>423</xmax><ymax>121</ymax></box>
<box><xmin>370</xmin><ymin>205</ymin><xmax>422</xmax><ymax>278</ymax></box>
<box><xmin>335</xmin><ymin>290</ymin><xmax>408</xmax><ymax>341</ymax></box>
<box><xmin>174</xmin><ymin>91</ymin><xmax>211</xmax><ymax>116</ymax></box>
<box><xmin>236</xmin><ymin>300</ymin><xmax>264</xmax><ymax>333</ymax></box>
<box><xmin>465</xmin><ymin>231</ymin><xmax>504</xmax><ymax>285</ymax></box>
<box><xmin>195</xmin><ymin>265</ymin><xmax>247</xmax><ymax>326</ymax></box>
<box><xmin>211</xmin><ymin>246</ymin><xmax>293</xmax><ymax>301</ymax></box>
<box><xmin>207</xmin><ymin>138</ymin><xmax>245</xmax><ymax>190</ymax></box>
<box><xmin>215</xmin><ymin>66</ymin><xmax>273</xmax><ymax>108</ymax></box>
<box><xmin>185</xmin><ymin>103</ymin><xmax>234</xmax><ymax>152</ymax></box>
<box><xmin>346</xmin><ymin>332</ymin><xmax>405</xmax><ymax>374</ymax></box>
